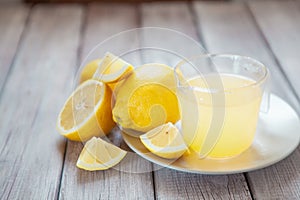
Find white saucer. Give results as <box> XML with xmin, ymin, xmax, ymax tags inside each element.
<box><xmin>122</xmin><ymin>94</ymin><xmax>300</xmax><ymax>174</ymax></box>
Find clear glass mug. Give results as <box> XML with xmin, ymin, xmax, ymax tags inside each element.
<box><xmin>175</xmin><ymin>54</ymin><xmax>269</xmax><ymax>159</ymax></box>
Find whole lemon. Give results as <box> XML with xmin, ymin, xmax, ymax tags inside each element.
<box><xmin>112</xmin><ymin>63</ymin><xmax>180</xmax><ymax>133</ymax></box>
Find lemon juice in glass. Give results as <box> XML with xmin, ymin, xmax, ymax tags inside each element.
<box><xmin>175</xmin><ymin>54</ymin><xmax>268</xmax><ymax>158</ymax></box>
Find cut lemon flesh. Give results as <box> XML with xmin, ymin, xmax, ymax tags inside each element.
<box><xmin>140</xmin><ymin>122</ymin><xmax>187</xmax><ymax>159</ymax></box>
<box><xmin>77</xmin><ymin>137</ymin><xmax>127</xmax><ymax>171</ymax></box>
<box><xmin>93</xmin><ymin>52</ymin><xmax>133</xmax><ymax>84</ymax></box>
<box><xmin>57</xmin><ymin>80</ymin><xmax>115</xmax><ymax>142</ymax></box>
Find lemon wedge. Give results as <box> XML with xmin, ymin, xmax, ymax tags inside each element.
<box><xmin>113</xmin><ymin>63</ymin><xmax>180</xmax><ymax>133</ymax></box>
<box><xmin>79</xmin><ymin>59</ymin><xmax>101</xmax><ymax>83</ymax></box>
<box><xmin>93</xmin><ymin>52</ymin><xmax>133</xmax><ymax>85</ymax></box>
<box><xmin>77</xmin><ymin>137</ymin><xmax>127</xmax><ymax>171</ymax></box>
<box><xmin>140</xmin><ymin>122</ymin><xmax>187</xmax><ymax>159</ymax></box>
<box><xmin>57</xmin><ymin>80</ymin><xmax>115</xmax><ymax>142</ymax></box>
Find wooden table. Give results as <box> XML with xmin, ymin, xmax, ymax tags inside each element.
<box><xmin>1</xmin><ymin>1</ymin><xmax>300</xmax><ymax>199</ymax></box>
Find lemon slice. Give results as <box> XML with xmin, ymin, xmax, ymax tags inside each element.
<box><xmin>77</xmin><ymin>137</ymin><xmax>127</xmax><ymax>171</ymax></box>
<box><xmin>57</xmin><ymin>80</ymin><xmax>115</xmax><ymax>142</ymax></box>
<box><xmin>93</xmin><ymin>52</ymin><xmax>133</xmax><ymax>84</ymax></box>
<box><xmin>140</xmin><ymin>122</ymin><xmax>187</xmax><ymax>159</ymax></box>
<box><xmin>79</xmin><ymin>59</ymin><xmax>101</xmax><ymax>83</ymax></box>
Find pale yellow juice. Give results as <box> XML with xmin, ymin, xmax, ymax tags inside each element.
<box><xmin>179</xmin><ymin>73</ymin><xmax>262</xmax><ymax>158</ymax></box>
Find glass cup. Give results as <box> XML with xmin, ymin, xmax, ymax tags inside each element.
<box><xmin>175</xmin><ymin>54</ymin><xmax>269</xmax><ymax>159</ymax></box>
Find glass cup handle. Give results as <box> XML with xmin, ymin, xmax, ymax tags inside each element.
<box><xmin>260</xmin><ymin>89</ymin><xmax>270</xmax><ymax>113</ymax></box>
<box><xmin>260</xmin><ymin>77</ymin><xmax>271</xmax><ymax>113</ymax></box>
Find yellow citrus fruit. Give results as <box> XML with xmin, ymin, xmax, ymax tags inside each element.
<box><xmin>113</xmin><ymin>63</ymin><xmax>180</xmax><ymax>133</ymax></box>
<box><xmin>93</xmin><ymin>52</ymin><xmax>133</xmax><ymax>90</ymax></box>
<box><xmin>140</xmin><ymin>122</ymin><xmax>187</xmax><ymax>159</ymax></box>
<box><xmin>57</xmin><ymin>80</ymin><xmax>115</xmax><ymax>142</ymax></box>
<box><xmin>77</xmin><ymin>137</ymin><xmax>127</xmax><ymax>171</ymax></box>
<box><xmin>79</xmin><ymin>59</ymin><xmax>101</xmax><ymax>83</ymax></box>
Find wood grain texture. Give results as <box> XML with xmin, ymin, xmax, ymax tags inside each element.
<box><xmin>193</xmin><ymin>1</ymin><xmax>300</xmax><ymax>199</ymax></box>
<box><xmin>59</xmin><ymin>4</ymin><xmax>155</xmax><ymax>200</ymax></box>
<box><xmin>248</xmin><ymin>0</ymin><xmax>300</xmax><ymax>101</ymax></box>
<box><xmin>193</xmin><ymin>1</ymin><xmax>299</xmax><ymax>112</ymax></box>
<box><xmin>0</xmin><ymin>5</ymin><xmax>29</xmax><ymax>92</ymax></box>
<box><xmin>141</xmin><ymin>2</ymin><xmax>198</xmax><ymax>39</ymax></box>
<box><xmin>0</xmin><ymin>0</ymin><xmax>22</xmax><ymax>3</ymax></box>
<box><xmin>80</xmin><ymin>3</ymin><xmax>140</xmax><ymax>60</ymax></box>
<box><xmin>155</xmin><ymin>168</ymin><xmax>251</xmax><ymax>200</ymax></box>
<box><xmin>0</xmin><ymin>2</ymin><xmax>299</xmax><ymax>200</ymax></box>
<box><xmin>141</xmin><ymin>2</ymin><xmax>203</xmax><ymax>67</ymax></box>
<box><xmin>60</xmin><ymin>141</ymin><xmax>154</xmax><ymax>200</ymax></box>
<box><xmin>0</xmin><ymin>5</ymin><xmax>83</xmax><ymax>199</ymax></box>
<box><xmin>246</xmin><ymin>1</ymin><xmax>300</xmax><ymax>199</ymax></box>
<box><xmin>141</xmin><ymin>2</ymin><xmax>251</xmax><ymax>200</ymax></box>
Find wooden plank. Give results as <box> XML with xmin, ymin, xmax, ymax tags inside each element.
<box><xmin>0</xmin><ymin>5</ymin><xmax>83</xmax><ymax>200</ymax></box>
<box><xmin>60</xmin><ymin>141</ymin><xmax>154</xmax><ymax>200</ymax></box>
<box><xmin>26</xmin><ymin>0</ymin><xmax>195</xmax><ymax>3</ymax></box>
<box><xmin>80</xmin><ymin>3</ymin><xmax>140</xmax><ymax>60</ymax></box>
<box><xmin>141</xmin><ymin>2</ymin><xmax>252</xmax><ymax>200</ymax></box>
<box><xmin>193</xmin><ymin>2</ymin><xmax>300</xmax><ymax>199</ymax></box>
<box><xmin>0</xmin><ymin>0</ymin><xmax>22</xmax><ymax>3</ymax></box>
<box><xmin>59</xmin><ymin>4</ymin><xmax>155</xmax><ymax>200</ymax></box>
<box><xmin>141</xmin><ymin>2</ymin><xmax>202</xmax><ymax>67</ymax></box>
<box><xmin>193</xmin><ymin>1</ymin><xmax>299</xmax><ymax>112</ymax></box>
<box><xmin>246</xmin><ymin>1</ymin><xmax>300</xmax><ymax>199</ymax></box>
<box><xmin>248</xmin><ymin>0</ymin><xmax>300</xmax><ymax>102</ymax></box>
<box><xmin>141</xmin><ymin>2</ymin><xmax>198</xmax><ymax>39</ymax></box>
<box><xmin>155</xmin><ymin>168</ymin><xmax>251</xmax><ymax>200</ymax></box>
<box><xmin>0</xmin><ymin>5</ymin><xmax>29</xmax><ymax>92</ymax></box>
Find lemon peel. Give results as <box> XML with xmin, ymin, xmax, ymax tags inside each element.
<box><xmin>140</xmin><ymin>122</ymin><xmax>187</xmax><ymax>159</ymax></box>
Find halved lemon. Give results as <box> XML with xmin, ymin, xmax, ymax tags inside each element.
<box><xmin>79</xmin><ymin>59</ymin><xmax>101</xmax><ymax>83</ymax></box>
<box><xmin>77</xmin><ymin>137</ymin><xmax>127</xmax><ymax>171</ymax></box>
<box><xmin>140</xmin><ymin>122</ymin><xmax>187</xmax><ymax>159</ymax></box>
<box><xmin>57</xmin><ymin>80</ymin><xmax>115</xmax><ymax>142</ymax></box>
<box><xmin>93</xmin><ymin>52</ymin><xmax>133</xmax><ymax>85</ymax></box>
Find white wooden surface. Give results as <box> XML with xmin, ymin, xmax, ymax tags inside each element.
<box><xmin>58</xmin><ymin>4</ymin><xmax>155</xmax><ymax>200</ymax></box>
<box><xmin>193</xmin><ymin>1</ymin><xmax>299</xmax><ymax>111</ymax></box>
<box><xmin>0</xmin><ymin>1</ymin><xmax>300</xmax><ymax>199</ymax></box>
<box><xmin>141</xmin><ymin>2</ymin><xmax>252</xmax><ymax>199</ymax></box>
<box><xmin>0</xmin><ymin>5</ymin><xmax>29</xmax><ymax>91</ymax></box>
<box><xmin>0</xmin><ymin>5</ymin><xmax>83</xmax><ymax>199</ymax></box>
<box><xmin>193</xmin><ymin>1</ymin><xmax>300</xmax><ymax>199</ymax></box>
<box><xmin>248</xmin><ymin>0</ymin><xmax>300</xmax><ymax>101</ymax></box>
<box><xmin>247</xmin><ymin>1</ymin><xmax>300</xmax><ymax>199</ymax></box>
